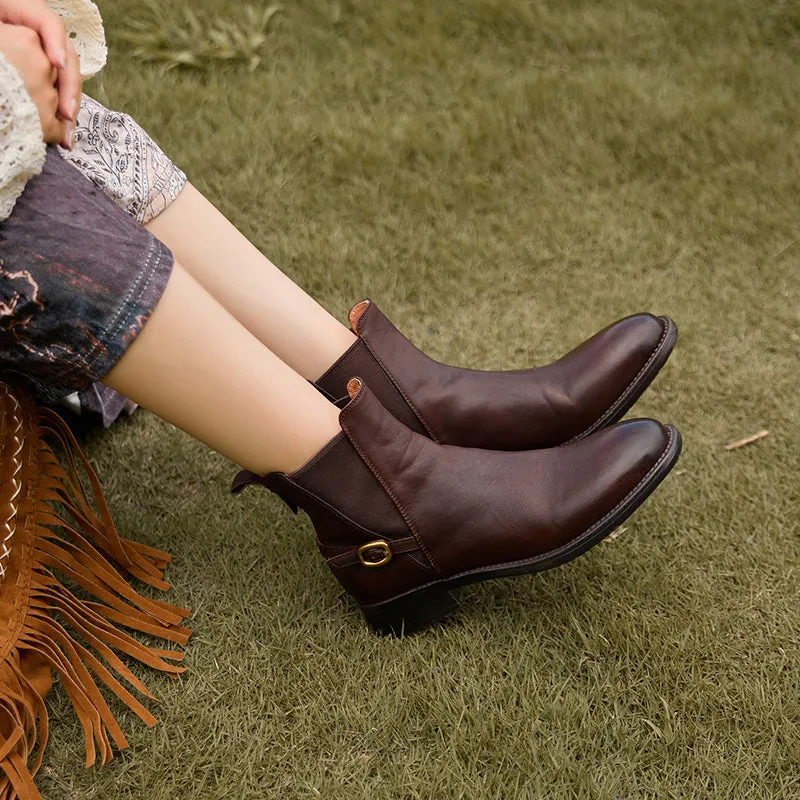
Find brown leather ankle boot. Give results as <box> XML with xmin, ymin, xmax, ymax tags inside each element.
<box><xmin>314</xmin><ymin>300</ymin><xmax>677</xmax><ymax>450</ymax></box>
<box><xmin>233</xmin><ymin>378</ymin><xmax>681</xmax><ymax>635</ymax></box>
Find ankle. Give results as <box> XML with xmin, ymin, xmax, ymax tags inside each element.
<box><xmin>250</xmin><ymin>401</ymin><xmax>342</xmax><ymax>475</ymax></box>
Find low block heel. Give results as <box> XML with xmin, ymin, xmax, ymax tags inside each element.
<box><xmin>361</xmin><ymin>586</ymin><xmax>460</xmax><ymax>636</ymax></box>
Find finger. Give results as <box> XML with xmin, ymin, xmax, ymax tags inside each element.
<box><xmin>19</xmin><ymin>5</ymin><xmax>68</xmax><ymax>70</ymax></box>
<box><xmin>56</xmin><ymin>40</ymin><xmax>81</xmax><ymax>121</ymax></box>
<box><xmin>45</xmin><ymin>119</ymin><xmax>68</xmax><ymax>145</ymax></box>
<box><xmin>36</xmin><ymin>84</ymin><xmax>63</xmax><ymax>143</ymax></box>
<box><xmin>60</xmin><ymin>118</ymin><xmax>76</xmax><ymax>150</ymax></box>
<box><xmin>26</xmin><ymin>36</ymin><xmax>57</xmax><ymax>82</ymax></box>
<box><xmin>4</xmin><ymin>3</ymin><xmax>67</xmax><ymax>68</ymax></box>
<box><xmin>42</xmin><ymin>112</ymin><xmax>67</xmax><ymax>145</ymax></box>
<box><xmin>26</xmin><ymin>43</ymin><xmax>59</xmax><ymax>92</ymax></box>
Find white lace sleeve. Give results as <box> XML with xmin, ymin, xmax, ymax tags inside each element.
<box><xmin>46</xmin><ymin>0</ymin><xmax>107</xmax><ymax>79</ymax></box>
<box><xmin>0</xmin><ymin>52</ymin><xmax>46</xmax><ymax>222</ymax></box>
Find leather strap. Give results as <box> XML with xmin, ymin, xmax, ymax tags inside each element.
<box><xmin>321</xmin><ymin>536</ymin><xmax>421</xmax><ymax>568</ymax></box>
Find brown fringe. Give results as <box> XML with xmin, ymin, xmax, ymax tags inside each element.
<box><xmin>0</xmin><ymin>384</ymin><xmax>191</xmax><ymax>800</ymax></box>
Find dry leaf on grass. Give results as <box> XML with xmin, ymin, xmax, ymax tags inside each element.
<box><xmin>724</xmin><ymin>430</ymin><xmax>769</xmax><ymax>451</ymax></box>
<box><xmin>605</xmin><ymin>526</ymin><xmax>628</xmax><ymax>542</ymax></box>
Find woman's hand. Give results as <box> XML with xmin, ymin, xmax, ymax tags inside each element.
<box><xmin>0</xmin><ymin>0</ymin><xmax>81</xmax><ymax>146</ymax></box>
<box><xmin>0</xmin><ymin>22</ymin><xmax>73</xmax><ymax>147</ymax></box>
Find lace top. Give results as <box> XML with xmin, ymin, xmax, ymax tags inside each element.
<box><xmin>0</xmin><ymin>0</ymin><xmax>106</xmax><ymax>220</ymax></box>
<box><xmin>0</xmin><ymin>50</ymin><xmax>45</xmax><ymax>219</ymax></box>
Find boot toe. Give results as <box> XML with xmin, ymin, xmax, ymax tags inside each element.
<box><xmin>596</xmin><ymin>417</ymin><xmax>672</xmax><ymax>492</ymax></box>
<box><xmin>615</xmin><ymin>313</ymin><xmax>669</xmax><ymax>357</ymax></box>
<box><xmin>555</xmin><ymin>418</ymin><xmax>674</xmax><ymax>539</ymax></box>
<box><xmin>582</xmin><ymin>313</ymin><xmax>671</xmax><ymax>388</ymax></box>
<box><xmin>554</xmin><ymin>313</ymin><xmax>676</xmax><ymax>444</ymax></box>
<box><xmin>611</xmin><ymin>417</ymin><xmax>671</xmax><ymax>464</ymax></box>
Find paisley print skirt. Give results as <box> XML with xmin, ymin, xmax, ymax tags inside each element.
<box><xmin>61</xmin><ymin>94</ymin><xmax>187</xmax><ymax>225</ymax></box>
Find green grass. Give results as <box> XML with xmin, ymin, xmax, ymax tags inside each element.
<box><xmin>38</xmin><ymin>0</ymin><xmax>800</xmax><ymax>797</ymax></box>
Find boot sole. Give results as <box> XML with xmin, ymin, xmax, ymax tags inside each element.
<box><xmin>567</xmin><ymin>315</ymin><xmax>678</xmax><ymax>444</ymax></box>
<box><xmin>360</xmin><ymin>423</ymin><xmax>683</xmax><ymax>635</ymax></box>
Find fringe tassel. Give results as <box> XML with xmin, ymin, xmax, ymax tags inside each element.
<box><xmin>0</xmin><ymin>385</ymin><xmax>191</xmax><ymax>800</ymax></box>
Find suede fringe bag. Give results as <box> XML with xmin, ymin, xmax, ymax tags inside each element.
<box><xmin>0</xmin><ymin>381</ymin><xmax>191</xmax><ymax>799</ymax></box>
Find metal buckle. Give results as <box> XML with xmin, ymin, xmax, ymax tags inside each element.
<box><xmin>357</xmin><ymin>540</ymin><xmax>393</xmax><ymax>568</ymax></box>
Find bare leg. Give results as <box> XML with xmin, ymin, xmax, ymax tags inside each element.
<box><xmin>144</xmin><ymin>184</ymin><xmax>356</xmax><ymax>381</ymax></box>
<box><xmin>103</xmin><ymin>262</ymin><xmax>341</xmax><ymax>474</ymax></box>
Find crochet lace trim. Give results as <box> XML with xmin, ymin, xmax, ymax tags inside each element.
<box><xmin>46</xmin><ymin>0</ymin><xmax>107</xmax><ymax>79</ymax></box>
<box><xmin>0</xmin><ymin>1</ymin><xmax>107</xmax><ymax>220</ymax></box>
<box><xmin>0</xmin><ymin>54</ymin><xmax>46</xmax><ymax>221</ymax></box>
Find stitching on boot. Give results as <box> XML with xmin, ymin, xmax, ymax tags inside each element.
<box><xmin>283</xmin><ymin>476</ymin><xmax>408</xmax><ymax>545</ymax></box>
<box><xmin>340</xmin><ymin>390</ymin><xmax>442</xmax><ymax>575</ymax></box>
<box><xmin>407</xmin><ymin>552</ymin><xmax>432</xmax><ymax>570</ymax></box>
<box><xmin>358</xmin><ymin>305</ymin><xmax>441</xmax><ymax>443</ymax></box>
<box><xmin>566</xmin><ymin>317</ymin><xmax>673</xmax><ymax>445</ymax></box>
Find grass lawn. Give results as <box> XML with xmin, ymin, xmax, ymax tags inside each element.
<box><xmin>38</xmin><ymin>0</ymin><xmax>799</xmax><ymax>797</ymax></box>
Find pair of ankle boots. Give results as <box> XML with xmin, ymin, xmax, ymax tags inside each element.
<box><xmin>233</xmin><ymin>301</ymin><xmax>682</xmax><ymax>635</ymax></box>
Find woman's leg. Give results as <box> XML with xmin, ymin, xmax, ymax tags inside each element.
<box><xmin>61</xmin><ymin>99</ymin><xmax>677</xmax><ymax>448</ymax></box>
<box><xmin>144</xmin><ymin>184</ymin><xmax>356</xmax><ymax>382</ymax></box>
<box><xmin>61</xmin><ymin>96</ymin><xmax>352</xmax><ymax>383</ymax></box>
<box><xmin>103</xmin><ymin>261</ymin><xmax>341</xmax><ymax>474</ymax></box>
<box><xmin>142</xmin><ymin>186</ymin><xmax>679</xmax><ymax>452</ymax></box>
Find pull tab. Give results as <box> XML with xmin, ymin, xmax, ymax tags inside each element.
<box><xmin>230</xmin><ymin>469</ymin><xmax>273</xmax><ymax>496</ymax></box>
<box><xmin>230</xmin><ymin>470</ymin><xmax>301</xmax><ymax>514</ymax></box>
<box><xmin>347</xmin><ymin>377</ymin><xmax>362</xmax><ymax>399</ymax></box>
<box><xmin>348</xmin><ymin>300</ymin><xmax>370</xmax><ymax>332</ymax></box>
